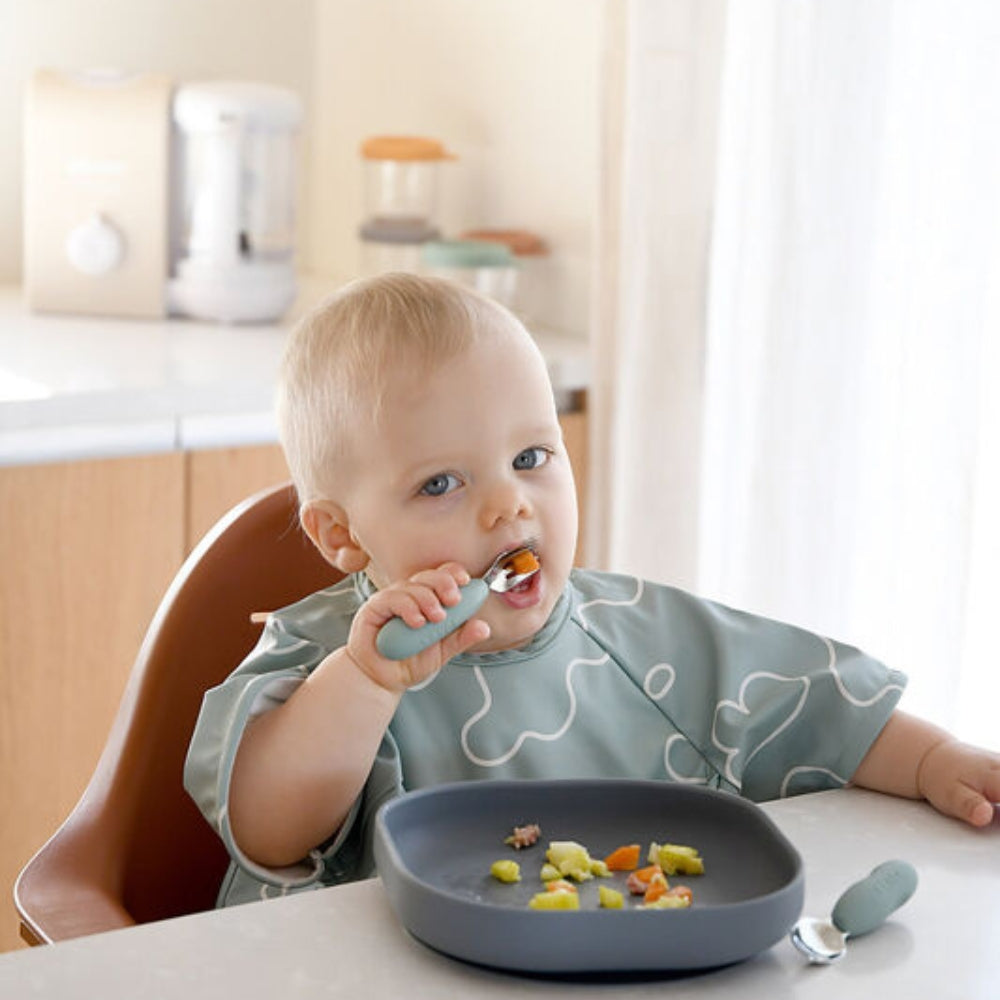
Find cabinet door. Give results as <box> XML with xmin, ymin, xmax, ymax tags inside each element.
<box><xmin>185</xmin><ymin>445</ymin><xmax>291</xmax><ymax>551</ymax></box>
<box><xmin>559</xmin><ymin>409</ymin><xmax>588</xmax><ymax>565</ymax></box>
<box><xmin>0</xmin><ymin>453</ymin><xmax>185</xmax><ymax>954</ymax></box>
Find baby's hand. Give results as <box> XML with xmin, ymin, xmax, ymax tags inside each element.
<box><xmin>346</xmin><ymin>563</ymin><xmax>491</xmax><ymax>693</ymax></box>
<box><xmin>918</xmin><ymin>739</ymin><xmax>1000</xmax><ymax>828</ymax></box>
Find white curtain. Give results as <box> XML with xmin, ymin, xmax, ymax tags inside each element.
<box><xmin>594</xmin><ymin>0</ymin><xmax>1000</xmax><ymax>745</ymax></box>
<box><xmin>590</xmin><ymin>0</ymin><xmax>726</xmax><ymax>589</ymax></box>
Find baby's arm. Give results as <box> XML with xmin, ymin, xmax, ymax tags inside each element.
<box><xmin>852</xmin><ymin>709</ymin><xmax>1000</xmax><ymax>827</ymax></box>
<box><xmin>227</xmin><ymin>563</ymin><xmax>490</xmax><ymax>868</ymax></box>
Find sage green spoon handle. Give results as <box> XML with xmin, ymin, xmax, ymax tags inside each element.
<box><xmin>376</xmin><ymin>579</ymin><xmax>490</xmax><ymax>660</ymax></box>
<box><xmin>831</xmin><ymin>859</ymin><xmax>918</xmax><ymax>938</ymax></box>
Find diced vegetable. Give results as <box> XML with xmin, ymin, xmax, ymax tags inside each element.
<box><xmin>544</xmin><ymin>879</ymin><xmax>578</xmax><ymax>894</ymax></box>
<box><xmin>604</xmin><ymin>843</ymin><xmax>641</xmax><ymax>871</ymax></box>
<box><xmin>626</xmin><ymin>863</ymin><xmax>664</xmax><ymax>895</ymax></box>
<box><xmin>648</xmin><ymin>842</ymin><xmax>705</xmax><ymax>876</ymax></box>
<box><xmin>641</xmin><ymin>891</ymin><xmax>691</xmax><ymax>910</ymax></box>
<box><xmin>545</xmin><ymin>841</ymin><xmax>596</xmax><ymax>882</ymax></box>
<box><xmin>642</xmin><ymin>871</ymin><xmax>670</xmax><ymax>904</ymax></box>
<box><xmin>598</xmin><ymin>885</ymin><xmax>625</xmax><ymax>909</ymax></box>
<box><xmin>489</xmin><ymin>859</ymin><xmax>521</xmax><ymax>883</ymax></box>
<box><xmin>666</xmin><ymin>885</ymin><xmax>693</xmax><ymax>905</ymax></box>
<box><xmin>539</xmin><ymin>863</ymin><xmax>561</xmax><ymax>882</ymax></box>
<box><xmin>529</xmin><ymin>888</ymin><xmax>580</xmax><ymax>910</ymax></box>
<box><xmin>507</xmin><ymin>549</ymin><xmax>539</xmax><ymax>575</ymax></box>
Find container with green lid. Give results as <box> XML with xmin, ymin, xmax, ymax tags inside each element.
<box><xmin>421</xmin><ymin>239</ymin><xmax>518</xmax><ymax>310</ymax></box>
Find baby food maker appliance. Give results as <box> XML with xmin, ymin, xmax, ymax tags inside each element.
<box><xmin>168</xmin><ymin>81</ymin><xmax>302</xmax><ymax>322</ymax></box>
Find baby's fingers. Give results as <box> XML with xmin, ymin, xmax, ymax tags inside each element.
<box><xmin>927</xmin><ymin>747</ymin><xmax>1000</xmax><ymax>827</ymax></box>
<box><xmin>382</xmin><ymin>585</ymin><xmax>451</xmax><ymax>630</ymax></box>
<box><xmin>948</xmin><ymin>783</ymin><xmax>996</xmax><ymax>827</ymax></box>
<box><xmin>436</xmin><ymin>617</ymin><xmax>491</xmax><ymax>661</ymax></box>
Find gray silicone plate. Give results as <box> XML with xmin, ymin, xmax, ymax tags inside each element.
<box><xmin>373</xmin><ymin>779</ymin><xmax>804</xmax><ymax>973</ymax></box>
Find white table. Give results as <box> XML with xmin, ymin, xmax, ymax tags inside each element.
<box><xmin>1</xmin><ymin>788</ymin><xmax>996</xmax><ymax>999</ymax></box>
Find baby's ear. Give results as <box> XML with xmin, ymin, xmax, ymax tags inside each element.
<box><xmin>300</xmin><ymin>501</ymin><xmax>370</xmax><ymax>574</ymax></box>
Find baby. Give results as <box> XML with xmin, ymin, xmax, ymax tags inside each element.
<box><xmin>185</xmin><ymin>273</ymin><xmax>998</xmax><ymax>906</ymax></box>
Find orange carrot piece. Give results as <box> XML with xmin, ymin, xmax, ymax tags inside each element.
<box><xmin>508</xmin><ymin>549</ymin><xmax>539</xmax><ymax>575</ymax></box>
<box><xmin>604</xmin><ymin>844</ymin><xmax>641</xmax><ymax>871</ymax></box>
<box><xmin>626</xmin><ymin>863</ymin><xmax>664</xmax><ymax>895</ymax></box>
<box><xmin>643</xmin><ymin>872</ymin><xmax>670</xmax><ymax>904</ymax></box>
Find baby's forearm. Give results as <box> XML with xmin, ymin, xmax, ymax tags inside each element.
<box><xmin>227</xmin><ymin>647</ymin><xmax>400</xmax><ymax>868</ymax></box>
<box><xmin>851</xmin><ymin>709</ymin><xmax>952</xmax><ymax>799</ymax></box>
<box><xmin>853</xmin><ymin>709</ymin><xmax>1000</xmax><ymax>827</ymax></box>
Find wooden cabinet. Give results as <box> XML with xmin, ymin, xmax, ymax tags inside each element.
<box><xmin>0</xmin><ymin>454</ymin><xmax>186</xmax><ymax>954</ymax></box>
<box><xmin>0</xmin><ymin>408</ymin><xmax>586</xmax><ymax>954</ymax></box>
<box><xmin>185</xmin><ymin>444</ymin><xmax>293</xmax><ymax>548</ymax></box>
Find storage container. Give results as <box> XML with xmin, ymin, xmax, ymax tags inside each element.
<box><xmin>360</xmin><ymin>135</ymin><xmax>454</xmax><ymax>225</ymax></box>
<box><xmin>421</xmin><ymin>239</ymin><xmax>518</xmax><ymax>310</ymax></box>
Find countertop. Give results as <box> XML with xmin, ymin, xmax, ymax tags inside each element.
<box><xmin>1</xmin><ymin>787</ymin><xmax>997</xmax><ymax>999</ymax></box>
<box><xmin>0</xmin><ymin>280</ymin><xmax>590</xmax><ymax>467</ymax></box>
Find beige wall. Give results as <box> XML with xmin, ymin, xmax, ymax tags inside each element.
<box><xmin>0</xmin><ymin>0</ymin><xmax>600</xmax><ymax>335</ymax></box>
<box><xmin>305</xmin><ymin>0</ymin><xmax>601</xmax><ymax>334</ymax></box>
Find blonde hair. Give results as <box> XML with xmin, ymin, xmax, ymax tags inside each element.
<box><xmin>277</xmin><ymin>272</ymin><xmax>527</xmax><ymax>504</ymax></box>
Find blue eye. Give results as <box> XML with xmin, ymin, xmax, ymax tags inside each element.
<box><xmin>419</xmin><ymin>472</ymin><xmax>462</xmax><ymax>497</ymax></box>
<box><xmin>513</xmin><ymin>447</ymin><xmax>550</xmax><ymax>471</ymax></box>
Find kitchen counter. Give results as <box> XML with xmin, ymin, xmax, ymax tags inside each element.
<box><xmin>2</xmin><ymin>788</ymin><xmax>997</xmax><ymax>999</ymax></box>
<box><xmin>0</xmin><ymin>280</ymin><xmax>590</xmax><ymax>467</ymax></box>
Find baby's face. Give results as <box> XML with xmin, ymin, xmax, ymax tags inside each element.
<box><xmin>344</xmin><ymin>332</ymin><xmax>578</xmax><ymax>653</ymax></box>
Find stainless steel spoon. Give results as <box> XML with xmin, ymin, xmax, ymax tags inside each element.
<box><xmin>790</xmin><ymin>859</ymin><xmax>918</xmax><ymax>964</ymax></box>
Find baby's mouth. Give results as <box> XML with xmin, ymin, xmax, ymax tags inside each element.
<box><xmin>482</xmin><ymin>543</ymin><xmax>541</xmax><ymax>593</ymax></box>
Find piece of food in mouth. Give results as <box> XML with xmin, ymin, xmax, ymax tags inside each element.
<box><xmin>490</xmin><ymin>859</ymin><xmax>522</xmax><ymax>883</ymax></box>
<box><xmin>504</xmin><ymin>822</ymin><xmax>541</xmax><ymax>849</ymax></box>
<box><xmin>505</xmin><ymin>548</ymin><xmax>540</xmax><ymax>576</ymax></box>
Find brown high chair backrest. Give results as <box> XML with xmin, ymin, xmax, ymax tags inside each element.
<box><xmin>14</xmin><ymin>482</ymin><xmax>340</xmax><ymax>944</ymax></box>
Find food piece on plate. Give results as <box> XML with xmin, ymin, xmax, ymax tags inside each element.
<box><xmin>544</xmin><ymin>878</ymin><xmax>578</xmax><ymax>894</ymax></box>
<box><xmin>539</xmin><ymin>863</ymin><xmax>561</xmax><ymax>882</ymax></box>
<box><xmin>642</xmin><ymin>871</ymin><xmax>671</xmax><ymax>904</ymax></box>
<box><xmin>545</xmin><ymin>840</ymin><xmax>609</xmax><ymax>882</ymax></box>
<box><xmin>489</xmin><ymin>859</ymin><xmax>521</xmax><ymax>883</ymax></box>
<box><xmin>504</xmin><ymin>822</ymin><xmax>541</xmax><ymax>849</ymax></box>
<box><xmin>598</xmin><ymin>885</ymin><xmax>625</xmax><ymax>909</ymax></box>
<box><xmin>528</xmin><ymin>886</ymin><xmax>580</xmax><ymax>910</ymax></box>
<box><xmin>545</xmin><ymin>841</ymin><xmax>594</xmax><ymax>881</ymax></box>
<box><xmin>604</xmin><ymin>843</ymin><xmax>641</xmax><ymax>871</ymax></box>
<box><xmin>648</xmin><ymin>841</ymin><xmax>705</xmax><ymax>876</ymax></box>
<box><xmin>641</xmin><ymin>890</ymin><xmax>692</xmax><ymax>910</ymax></box>
<box><xmin>626</xmin><ymin>863</ymin><xmax>665</xmax><ymax>896</ymax></box>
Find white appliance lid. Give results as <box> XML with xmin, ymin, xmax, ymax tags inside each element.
<box><xmin>173</xmin><ymin>81</ymin><xmax>302</xmax><ymax>132</ymax></box>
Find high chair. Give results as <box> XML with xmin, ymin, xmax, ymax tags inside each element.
<box><xmin>14</xmin><ymin>482</ymin><xmax>340</xmax><ymax>944</ymax></box>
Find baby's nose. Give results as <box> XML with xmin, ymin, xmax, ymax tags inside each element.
<box><xmin>479</xmin><ymin>479</ymin><xmax>532</xmax><ymax>530</ymax></box>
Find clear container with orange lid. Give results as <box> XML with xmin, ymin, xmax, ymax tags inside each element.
<box><xmin>361</xmin><ymin>135</ymin><xmax>455</xmax><ymax>224</ymax></box>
